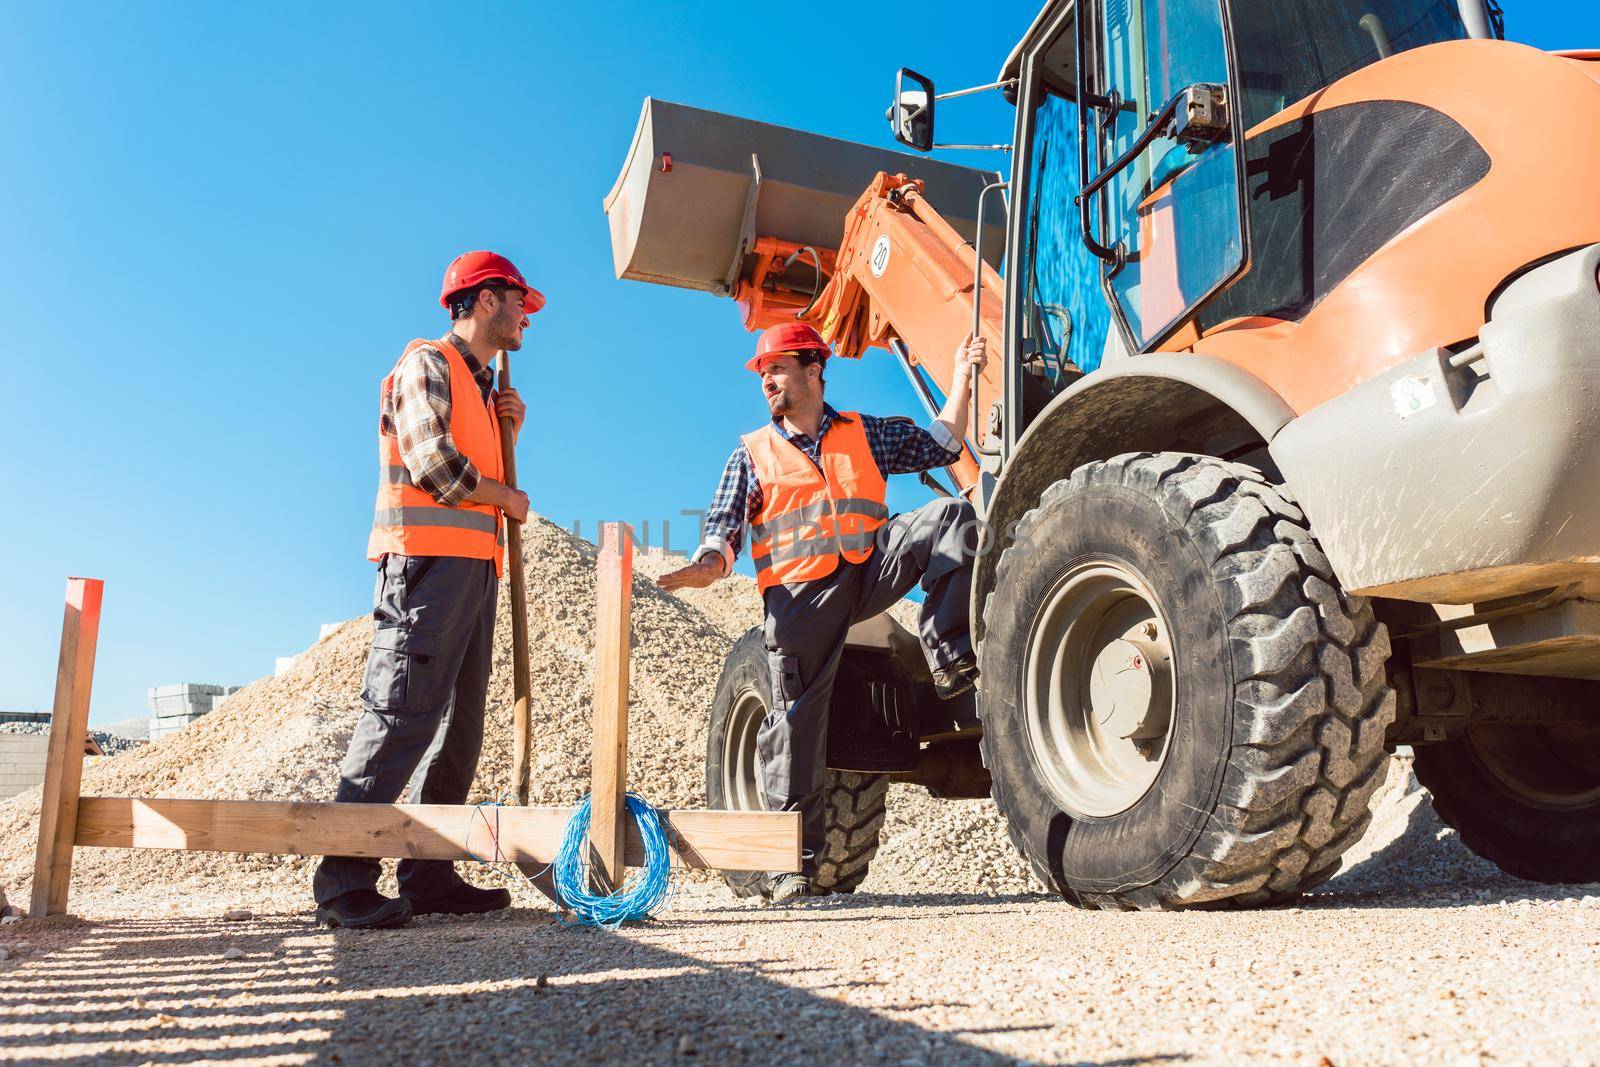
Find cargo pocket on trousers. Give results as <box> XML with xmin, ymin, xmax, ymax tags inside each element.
<box><xmin>362</xmin><ymin>626</ymin><xmax>440</xmax><ymax>713</ymax></box>
<box><xmin>769</xmin><ymin>652</ymin><xmax>804</xmax><ymax>714</ymax></box>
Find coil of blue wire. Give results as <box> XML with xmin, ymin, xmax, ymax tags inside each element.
<box><xmin>552</xmin><ymin>793</ymin><xmax>673</xmax><ymax>928</ymax></box>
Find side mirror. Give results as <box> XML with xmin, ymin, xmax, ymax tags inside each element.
<box><xmin>887</xmin><ymin>67</ymin><xmax>935</xmax><ymax>152</ymax></box>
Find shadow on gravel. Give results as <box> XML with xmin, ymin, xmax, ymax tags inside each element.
<box><xmin>685</xmin><ymin>892</ymin><xmax>1053</xmax><ymax>922</ymax></box>
<box><xmin>0</xmin><ymin>908</ymin><xmax>1181</xmax><ymax>1066</ymax></box>
<box><xmin>794</xmin><ymin>891</ymin><xmax>1051</xmax><ymax>912</ymax></box>
<box><xmin>2</xmin><ymin>916</ymin><xmax>333</xmax><ymax>1064</ymax></box>
<box><xmin>1307</xmin><ymin>779</ymin><xmax>1599</xmax><ymax>911</ymax></box>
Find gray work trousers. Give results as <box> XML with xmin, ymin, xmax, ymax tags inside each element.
<box><xmin>313</xmin><ymin>554</ymin><xmax>498</xmax><ymax>906</ymax></box>
<box><xmin>760</xmin><ymin>496</ymin><xmax>977</xmax><ymax>877</ymax></box>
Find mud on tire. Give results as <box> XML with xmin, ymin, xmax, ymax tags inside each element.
<box><xmin>979</xmin><ymin>452</ymin><xmax>1397</xmax><ymax>909</ymax></box>
<box><xmin>706</xmin><ymin>629</ymin><xmax>889</xmax><ymax>897</ymax></box>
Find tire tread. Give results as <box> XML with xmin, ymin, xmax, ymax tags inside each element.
<box><xmin>981</xmin><ymin>451</ymin><xmax>1396</xmax><ymax>910</ymax></box>
<box><xmin>815</xmin><ymin>771</ymin><xmax>890</xmax><ymax>892</ymax></box>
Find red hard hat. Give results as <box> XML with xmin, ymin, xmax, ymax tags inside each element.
<box><xmin>439</xmin><ymin>250</ymin><xmax>546</xmax><ymax>315</ymax></box>
<box><xmin>746</xmin><ymin>321</ymin><xmax>829</xmax><ymax>372</ymax></box>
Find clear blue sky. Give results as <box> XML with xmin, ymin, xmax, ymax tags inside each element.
<box><xmin>1</xmin><ymin>2</ymin><xmax>1590</xmax><ymax>725</ymax></box>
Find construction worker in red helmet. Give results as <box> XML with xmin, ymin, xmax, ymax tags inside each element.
<box><xmin>659</xmin><ymin>320</ymin><xmax>988</xmax><ymax>905</ymax></box>
<box><xmin>313</xmin><ymin>250</ymin><xmax>542</xmax><ymax>930</ymax></box>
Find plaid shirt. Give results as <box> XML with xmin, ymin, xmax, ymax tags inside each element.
<box><xmin>381</xmin><ymin>332</ymin><xmax>494</xmax><ymax>508</ymax></box>
<box><xmin>692</xmin><ymin>405</ymin><xmax>962</xmax><ymax>570</ymax></box>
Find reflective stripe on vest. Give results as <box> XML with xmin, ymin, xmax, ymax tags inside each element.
<box><xmin>376</xmin><ymin>472</ymin><xmax>507</xmax><ymax>545</ymax></box>
<box><xmin>373</xmin><ymin>507</ymin><xmax>499</xmax><ymax>534</ymax></box>
<box><xmin>749</xmin><ymin>497</ymin><xmax>890</xmax><ymax>542</ymax></box>
<box><xmin>367</xmin><ymin>338</ymin><xmax>507</xmax><ymax>575</ymax></box>
<box><xmin>742</xmin><ymin>413</ymin><xmax>888</xmax><ymax>593</ymax></box>
<box><xmin>752</xmin><ymin>529</ymin><xmax>879</xmax><ymax>576</ymax></box>
<box><xmin>380</xmin><ymin>465</ymin><xmax>417</xmax><ymax>488</ymax></box>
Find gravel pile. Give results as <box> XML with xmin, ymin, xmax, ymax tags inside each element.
<box><xmin>88</xmin><ymin>732</ymin><xmax>146</xmax><ymax>757</ymax></box>
<box><xmin>101</xmin><ymin>716</ymin><xmax>151</xmax><ymax>742</ymax></box>
<box><xmin>0</xmin><ymin>512</ymin><xmax>1533</xmax><ymax>912</ymax></box>
<box><xmin>0</xmin><ymin>516</ymin><xmax>734</xmax><ymax>906</ymax></box>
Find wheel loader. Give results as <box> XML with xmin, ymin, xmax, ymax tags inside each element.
<box><xmin>604</xmin><ymin>0</ymin><xmax>1600</xmax><ymax>908</ymax></box>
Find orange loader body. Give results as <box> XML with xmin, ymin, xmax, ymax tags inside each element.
<box><xmin>606</xmin><ymin>10</ymin><xmax>1600</xmax><ymax>907</ymax></box>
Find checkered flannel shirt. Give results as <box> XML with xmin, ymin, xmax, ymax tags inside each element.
<box><xmin>380</xmin><ymin>331</ymin><xmax>495</xmax><ymax>508</ymax></box>
<box><xmin>691</xmin><ymin>404</ymin><xmax>962</xmax><ymax>571</ymax></box>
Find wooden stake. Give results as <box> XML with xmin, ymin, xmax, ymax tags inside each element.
<box><xmin>30</xmin><ymin>577</ymin><xmax>104</xmax><ymax>918</ymax></box>
<box><xmin>589</xmin><ymin>522</ymin><xmax>632</xmax><ymax>891</ymax></box>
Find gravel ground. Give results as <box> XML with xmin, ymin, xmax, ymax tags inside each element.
<box><xmin>4</xmin><ymin>872</ymin><xmax>1596</xmax><ymax>1066</ymax></box>
<box><xmin>2</xmin><ymin>515</ymin><xmax>1597</xmax><ymax>1063</ymax></box>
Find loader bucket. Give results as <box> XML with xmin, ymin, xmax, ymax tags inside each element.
<box><xmin>603</xmin><ymin>98</ymin><xmax>1006</xmax><ymax>297</ymax></box>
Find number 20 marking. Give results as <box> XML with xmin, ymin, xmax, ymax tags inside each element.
<box><xmin>870</xmin><ymin>235</ymin><xmax>892</xmax><ymax>278</ymax></box>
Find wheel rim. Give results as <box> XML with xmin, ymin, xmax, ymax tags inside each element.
<box><xmin>1023</xmin><ymin>556</ymin><xmax>1177</xmax><ymax>818</ymax></box>
<box><xmin>720</xmin><ymin>687</ymin><xmax>768</xmax><ymax>811</ymax></box>
<box><xmin>1470</xmin><ymin>722</ymin><xmax>1600</xmax><ymax>809</ymax></box>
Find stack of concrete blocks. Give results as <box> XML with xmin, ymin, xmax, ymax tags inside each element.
<box><xmin>147</xmin><ymin>684</ymin><xmax>240</xmax><ymax>741</ymax></box>
<box><xmin>0</xmin><ymin>733</ymin><xmax>52</xmax><ymax>800</ymax></box>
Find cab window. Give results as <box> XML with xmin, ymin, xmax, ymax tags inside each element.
<box><xmin>1024</xmin><ymin>90</ymin><xmax>1113</xmax><ymax>382</ymax></box>
<box><xmin>1229</xmin><ymin>0</ymin><xmax>1468</xmax><ymax>129</ymax></box>
<box><xmin>1095</xmin><ymin>0</ymin><xmax>1244</xmax><ymax>349</ymax></box>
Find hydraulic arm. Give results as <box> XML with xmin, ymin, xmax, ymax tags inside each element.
<box><xmin>605</xmin><ymin>100</ymin><xmax>1011</xmax><ymax>494</ymax></box>
<box><xmin>737</xmin><ymin>173</ymin><xmax>1006</xmax><ymax>494</ymax></box>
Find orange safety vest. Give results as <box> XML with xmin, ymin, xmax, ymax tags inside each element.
<box><xmin>742</xmin><ymin>413</ymin><xmax>889</xmax><ymax>593</ymax></box>
<box><xmin>367</xmin><ymin>337</ymin><xmax>506</xmax><ymax>576</ymax></box>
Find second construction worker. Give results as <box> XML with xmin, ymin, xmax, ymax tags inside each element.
<box><xmin>658</xmin><ymin>321</ymin><xmax>986</xmax><ymax>904</ymax></box>
<box><xmin>313</xmin><ymin>251</ymin><xmax>541</xmax><ymax>930</ymax></box>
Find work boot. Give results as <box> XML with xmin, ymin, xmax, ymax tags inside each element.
<box><xmin>315</xmin><ymin>889</ymin><xmax>412</xmax><ymax>930</ymax></box>
<box><xmin>931</xmin><ymin>652</ymin><xmax>979</xmax><ymax>701</ymax></box>
<box><xmin>404</xmin><ymin>881</ymin><xmax>512</xmax><ymax>917</ymax></box>
<box><xmin>762</xmin><ymin>873</ymin><xmax>821</xmax><ymax>906</ymax></box>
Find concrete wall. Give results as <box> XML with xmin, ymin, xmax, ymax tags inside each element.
<box><xmin>0</xmin><ymin>733</ymin><xmax>51</xmax><ymax>799</ymax></box>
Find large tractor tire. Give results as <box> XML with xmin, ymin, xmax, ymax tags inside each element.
<box><xmin>979</xmin><ymin>452</ymin><xmax>1396</xmax><ymax>910</ymax></box>
<box><xmin>705</xmin><ymin>629</ymin><xmax>889</xmax><ymax>897</ymax></box>
<box><xmin>1413</xmin><ymin>722</ymin><xmax>1600</xmax><ymax>884</ymax></box>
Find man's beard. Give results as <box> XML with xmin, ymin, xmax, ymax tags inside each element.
<box><xmin>494</xmin><ymin>313</ymin><xmax>523</xmax><ymax>351</ymax></box>
<box><xmin>768</xmin><ymin>389</ymin><xmax>792</xmax><ymax>414</ymax></box>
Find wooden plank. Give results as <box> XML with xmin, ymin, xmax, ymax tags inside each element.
<box><xmin>589</xmin><ymin>522</ymin><xmax>632</xmax><ymax>891</ymax></box>
<box><xmin>30</xmin><ymin>577</ymin><xmax>105</xmax><ymax>917</ymax></box>
<box><xmin>73</xmin><ymin>797</ymin><xmax>801</xmax><ymax>873</ymax></box>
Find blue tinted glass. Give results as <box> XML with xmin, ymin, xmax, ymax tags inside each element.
<box><xmin>1028</xmin><ymin>92</ymin><xmax>1113</xmax><ymax>377</ymax></box>
<box><xmin>1229</xmin><ymin>0</ymin><xmax>1466</xmax><ymax>129</ymax></box>
<box><xmin>1099</xmin><ymin>0</ymin><xmax>1243</xmax><ymax>348</ymax></box>
<box><xmin>1107</xmin><ymin>142</ymin><xmax>1243</xmax><ymax>346</ymax></box>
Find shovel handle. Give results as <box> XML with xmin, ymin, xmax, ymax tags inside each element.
<box><xmin>497</xmin><ymin>351</ymin><xmax>533</xmax><ymax>807</ymax></box>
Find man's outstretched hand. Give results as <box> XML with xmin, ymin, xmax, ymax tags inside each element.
<box><xmin>657</xmin><ymin>556</ymin><xmax>725</xmax><ymax>591</ymax></box>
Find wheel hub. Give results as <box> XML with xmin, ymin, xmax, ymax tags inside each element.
<box><xmin>720</xmin><ymin>688</ymin><xmax>768</xmax><ymax>811</ymax></box>
<box><xmin>1473</xmin><ymin>721</ymin><xmax>1600</xmax><ymax>808</ymax></box>
<box><xmin>1023</xmin><ymin>558</ymin><xmax>1177</xmax><ymax>818</ymax></box>
<box><xmin>1088</xmin><ymin>632</ymin><xmax>1172</xmax><ymax>741</ymax></box>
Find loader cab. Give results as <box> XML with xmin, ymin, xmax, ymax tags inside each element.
<box><xmin>996</xmin><ymin>0</ymin><xmax>1481</xmax><ymax>437</ymax></box>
